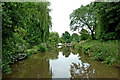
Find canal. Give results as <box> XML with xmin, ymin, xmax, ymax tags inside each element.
<box><xmin>3</xmin><ymin>47</ymin><xmax>118</xmax><ymax>78</ymax></box>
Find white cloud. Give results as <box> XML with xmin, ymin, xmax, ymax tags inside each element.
<box><xmin>49</xmin><ymin>0</ymin><xmax>94</xmax><ymax>36</ymax></box>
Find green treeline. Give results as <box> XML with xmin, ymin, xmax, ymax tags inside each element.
<box><xmin>60</xmin><ymin>31</ymin><xmax>80</xmax><ymax>43</ymax></box>
<box><xmin>2</xmin><ymin>2</ymin><xmax>51</xmax><ymax>74</ymax></box>
<box><xmin>70</xmin><ymin>2</ymin><xmax>120</xmax><ymax>67</ymax></box>
<box><xmin>60</xmin><ymin>30</ymin><xmax>90</xmax><ymax>43</ymax></box>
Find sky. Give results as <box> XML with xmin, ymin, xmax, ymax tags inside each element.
<box><xmin>49</xmin><ymin>0</ymin><xmax>94</xmax><ymax>37</ymax></box>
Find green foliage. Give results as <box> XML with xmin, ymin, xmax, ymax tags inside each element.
<box><xmin>82</xmin><ymin>43</ymin><xmax>91</xmax><ymax>55</ymax></box>
<box><xmin>70</xmin><ymin>2</ymin><xmax>120</xmax><ymax>40</ymax></box>
<box><xmin>71</xmin><ymin>33</ymin><xmax>80</xmax><ymax>42</ymax></box>
<box><xmin>61</xmin><ymin>31</ymin><xmax>72</xmax><ymax>43</ymax></box>
<box><xmin>76</xmin><ymin>44</ymin><xmax>82</xmax><ymax>52</ymax></box>
<box><xmin>58</xmin><ymin>38</ymin><xmax>65</xmax><ymax>43</ymax></box>
<box><xmin>71</xmin><ymin>41</ymin><xmax>82</xmax><ymax>53</ymax></box>
<box><xmin>72</xmin><ymin>40</ymin><xmax>119</xmax><ymax>67</ymax></box>
<box><xmin>38</xmin><ymin>44</ymin><xmax>47</xmax><ymax>52</ymax></box>
<box><xmin>71</xmin><ymin>41</ymin><xmax>78</xmax><ymax>49</ymax></box>
<box><xmin>79</xmin><ymin>29</ymin><xmax>91</xmax><ymax>40</ymax></box>
<box><xmin>70</xmin><ymin>3</ymin><xmax>96</xmax><ymax>40</ymax></box>
<box><xmin>2</xmin><ymin>2</ymin><xmax>51</xmax><ymax>74</ymax></box>
<box><xmin>46</xmin><ymin>38</ymin><xmax>57</xmax><ymax>50</ymax></box>
<box><xmin>45</xmin><ymin>32</ymin><xmax>60</xmax><ymax>50</ymax></box>
<box><xmin>83</xmin><ymin>40</ymin><xmax>119</xmax><ymax>67</ymax></box>
<box><xmin>1</xmin><ymin>63</ymin><xmax>11</xmax><ymax>74</ymax></box>
<box><xmin>94</xmin><ymin>2</ymin><xmax>120</xmax><ymax>40</ymax></box>
<box><xmin>26</xmin><ymin>49</ymin><xmax>34</xmax><ymax>57</ymax></box>
<box><xmin>49</xmin><ymin>32</ymin><xmax>60</xmax><ymax>43</ymax></box>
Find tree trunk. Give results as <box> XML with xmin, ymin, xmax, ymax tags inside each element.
<box><xmin>91</xmin><ymin>30</ymin><xmax>94</xmax><ymax>40</ymax></box>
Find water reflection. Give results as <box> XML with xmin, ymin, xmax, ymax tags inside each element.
<box><xmin>50</xmin><ymin>52</ymin><xmax>82</xmax><ymax>78</ymax></box>
<box><xmin>62</xmin><ymin>47</ymin><xmax>71</xmax><ymax>58</ymax></box>
<box><xmin>58</xmin><ymin>46</ymin><xmax>62</xmax><ymax>48</ymax></box>
<box><xmin>70</xmin><ymin>62</ymin><xmax>95</xmax><ymax>78</ymax></box>
<box><xmin>3</xmin><ymin>52</ymin><xmax>53</xmax><ymax>78</ymax></box>
<box><xmin>3</xmin><ymin>47</ymin><xmax>118</xmax><ymax>78</ymax></box>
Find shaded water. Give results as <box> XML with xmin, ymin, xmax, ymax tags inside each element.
<box><xmin>3</xmin><ymin>47</ymin><xmax>118</xmax><ymax>78</ymax></box>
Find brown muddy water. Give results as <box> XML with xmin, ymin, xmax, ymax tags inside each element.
<box><xmin>2</xmin><ymin>47</ymin><xmax>119</xmax><ymax>78</ymax></box>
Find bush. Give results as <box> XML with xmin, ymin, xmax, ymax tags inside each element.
<box><xmin>1</xmin><ymin>63</ymin><xmax>11</xmax><ymax>74</ymax></box>
<box><xmin>71</xmin><ymin>41</ymin><xmax>83</xmax><ymax>53</ymax></box>
<box><xmin>82</xmin><ymin>43</ymin><xmax>91</xmax><ymax>55</ymax></box>
<box><xmin>46</xmin><ymin>39</ymin><xmax>58</xmax><ymax>50</ymax></box>
<box><xmin>71</xmin><ymin>41</ymin><xmax>78</xmax><ymax>49</ymax></box>
<box><xmin>73</xmin><ymin>40</ymin><xmax>119</xmax><ymax>67</ymax></box>
<box><xmin>85</xmin><ymin>40</ymin><xmax>119</xmax><ymax>67</ymax></box>
<box><xmin>76</xmin><ymin>44</ymin><xmax>82</xmax><ymax>52</ymax></box>
<box><xmin>38</xmin><ymin>44</ymin><xmax>47</xmax><ymax>52</ymax></box>
<box><xmin>26</xmin><ymin>49</ymin><xmax>34</xmax><ymax>57</ymax></box>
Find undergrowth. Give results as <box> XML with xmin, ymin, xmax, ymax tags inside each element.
<box><xmin>72</xmin><ymin>40</ymin><xmax>119</xmax><ymax>67</ymax></box>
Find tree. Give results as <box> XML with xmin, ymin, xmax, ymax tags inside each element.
<box><xmin>94</xmin><ymin>2</ymin><xmax>120</xmax><ymax>40</ymax></box>
<box><xmin>61</xmin><ymin>31</ymin><xmax>72</xmax><ymax>43</ymax></box>
<box><xmin>71</xmin><ymin>33</ymin><xmax>80</xmax><ymax>42</ymax></box>
<box><xmin>79</xmin><ymin>29</ymin><xmax>90</xmax><ymax>40</ymax></box>
<box><xmin>49</xmin><ymin>32</ymin><xmax>59</xmax><ymax>43</ymax></box>
<box><xmin>70</xmin><ymin>3</ymin><xmax>97</xmax><ymax>40</ymax></box>
<box><xmin>2</xmin><ymin>2</ymin><xmax>52</xmax><ymax>74</ymax></box>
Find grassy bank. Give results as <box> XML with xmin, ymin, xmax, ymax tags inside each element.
<box><xmin>71</xmin><ymin>40</ymin><xmax>120</xmax><ymax>67</ymax></box>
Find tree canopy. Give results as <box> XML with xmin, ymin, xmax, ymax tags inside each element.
<box><xmin>49</xmin><ymin>32</ymin><xmax>59</xmax><ymax>43</ymax></box>
<box><xmin>70</xmin><ymin>3</ymin><xmax>97</xmax><ymax>40</ymax></box>
<box><xmin>94</xmin><ymin>2</ymin><xmax>120</xmax><ymax>40</ymax></box>
<box><xmin>79</xmin><ymin>29</ymin><xmax>90</xmax><ymax>40</ymax></box>
<box><xmin>71</xmin><ymin>33</ymin><xmax>80</xmax><ymax>42</ymax></box>
<box><xmin>61</xmin><ymin>31</ymin><xmax>72</xmax><ymax>43</ymax></box>
<box><xmin>70</xmin><ymin>2</ymin><xmax>120</xmax><ymax>40</ymax></box>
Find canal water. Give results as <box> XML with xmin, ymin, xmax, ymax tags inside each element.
<box><xmin>3</xmin><ymin>47</ymin><xmax>119</xmax><ymax>78</ymax></box>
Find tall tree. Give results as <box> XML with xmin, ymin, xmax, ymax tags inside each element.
<box><xmin>70</xmin><ymin>3</ymin><xmax>97</xmax><ymax>40</ymax></box>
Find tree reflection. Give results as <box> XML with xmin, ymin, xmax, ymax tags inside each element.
<box><xmin>70</xmin><ymin>62</ymin><xmax>95</xmax><ymax>78</ymax></box>
<box><xmin>62</xmin><ymin>47</ymin><xmax>71</xmax><ymax>58</ymax></box>
<box><xmin>46</xmin><ymin>50</ymin><xmax>59</xmax><ymax>60</ymax></box>
<box><xmin>3</xmin><ymin>53</ymin><xmax>53</xmax><ymax>79</ymax></box>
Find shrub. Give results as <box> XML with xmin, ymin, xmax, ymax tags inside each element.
<box><xmin>38</xmin><ymin>45</ymin><xmax>47</xmax><ymax>52</ymax></box>
<box><xmin>71</xmin><ymin>41</ymin><xmax>78</xmax><ymax>49</ymax></box>
<box><xmin>73</xmin><ymin>40</ymin><xmax>119</xmax><ymax>67</ymax></box>
<box><xmin>80</xmin><ymin>43</ymin><xmax>91</xmax><ymax>55</ymax></box>
<box><xmin>46</xmin><ymin>39</ymin><xmax>58</xmax><ymax>50</ymax></box>
<box><xmin>87</xmin><ymin>40</ymin><xmax>119</xmax><ymax>66</ymax></box>
<box><xmin>1</xmin><ymin>63</ymin><xmax>11</xmax><ymax>74</ymax></box>
<box><xmin>26</xmin><ymin>49</ymin><xmax>34</xmax><ymax>57</ymax></box>
<box><xmin>76</xmin><ymin>44</ymin><xmax>82</xmax><ymax>52</ymax></box>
